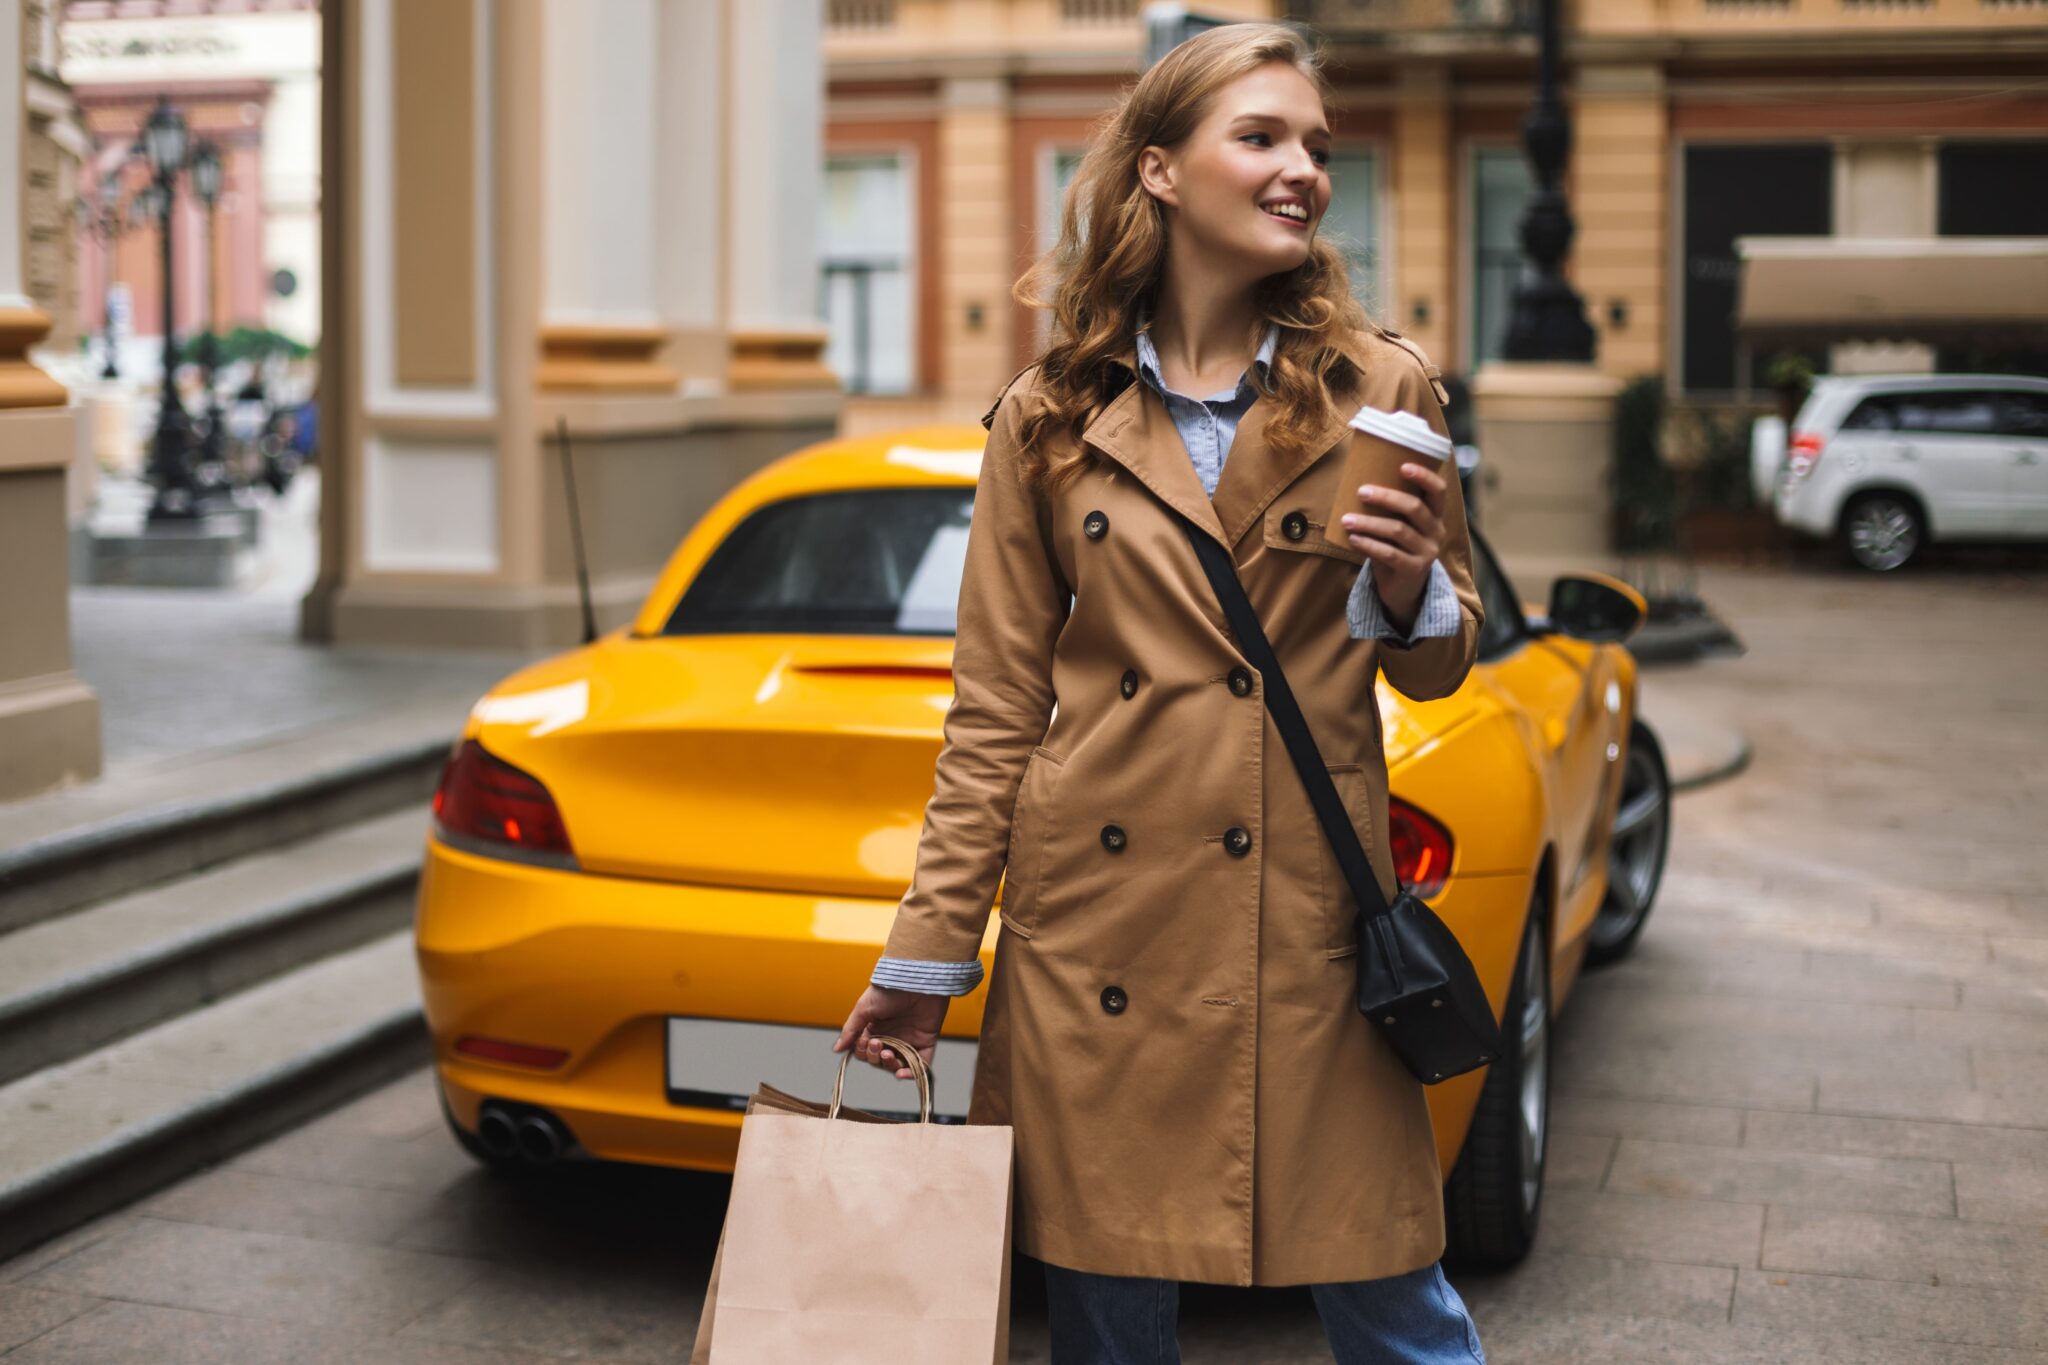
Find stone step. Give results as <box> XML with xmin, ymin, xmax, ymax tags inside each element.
<box><xmin>0</xmin><ymin>703</ymin><xmax>459</xmax><ymax>934</ymax></box>
<box><xmin>0</xmin><ymin>931</ymin><xmax>425</xmax><ymax>1265</ymax></box>
<box><xmin>0</xmin><ymin>805</ymin><xmax>429</xmax><ymax>1088</ymax></box>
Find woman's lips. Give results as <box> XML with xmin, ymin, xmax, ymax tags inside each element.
<box><xmin>1261</xmin><ymin>205</ymin><xmax>1310</xmax><ymax>230</ymax></box>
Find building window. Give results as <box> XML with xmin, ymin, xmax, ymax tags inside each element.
<box><xmin>822</xmin><ymin>154</ymin><xmax>916</xmax><ymax>395</ymax></box>
<box><xmin>1325</xmin><ymin>149</ymin><xmax>1383</xmax><ymax>318</ymax></box>
<box><xmin>1680</xmin><ymin>143</ymin><xmax>1832</xmax><ymax>393</ymax></box>
<box><xmin>1469</xmin><ymin>146</ymin><xmax>1532</xmax><ymax>370</ymax></box>
<box><xmin>1939</xmin><ymin>141</ymin><xmax>2048</xmax><ymax>236</ymax></box>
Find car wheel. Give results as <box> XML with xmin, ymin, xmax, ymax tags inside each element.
<box><xmin>1586</xmin><ymin>719</ymin><xmax>1672</xmax><ymax>967</ymax></box>
<box><xmin>1839</xmin><ymin>491</ymin><xmax>1922</xmax><ymax>572</ymax></box>
<box><xmin>1442</xmin><ymin>897</ymin><xmax>1549</xmax><ymax>1270</ymax></box>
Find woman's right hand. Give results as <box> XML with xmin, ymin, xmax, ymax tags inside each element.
<box><xmin>833</xmin><ymin>985</ymin><xmax>950</xmax><ymax>1080</ymax></box>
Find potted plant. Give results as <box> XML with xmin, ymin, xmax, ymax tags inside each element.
<box><xmin>1764</xmin><ymin>351</ymin><xmax>1815</xmax><ymax>428</ymax></box>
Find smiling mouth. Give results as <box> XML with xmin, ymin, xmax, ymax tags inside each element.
<box><xmin>1262</xmin><ymin>203</ymin><xmax>1310</xmax><ymax>227</ymax></box>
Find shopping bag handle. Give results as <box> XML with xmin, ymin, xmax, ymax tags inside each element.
<box><xmin>830</xmin><ymin>1033</ymin><xmax>933</xmax><ymax>1124</ymax></box>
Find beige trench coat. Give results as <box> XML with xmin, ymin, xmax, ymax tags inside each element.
<box><xmin>881</xmin><ymin>326</ymin><xmax>1485</xmax><ymax>1287</ymax></box>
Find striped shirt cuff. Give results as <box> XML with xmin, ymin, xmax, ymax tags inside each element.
<box><xmin>870</xmin><ymin>956</ymin><xmax>986</xmax><ymax>996</ymax></box>
<box><xmin>1348</xmin><ymin>557</ymin><xmax>1460</xmax><ymax>648</ymax></box>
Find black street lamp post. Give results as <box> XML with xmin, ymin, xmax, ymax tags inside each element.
<box><xmin>189</xmin><ymin>140</ymin><xmax>231</xmax><ymax>490</ymax></box>
<box><xmin>1500</xmin><ymin>0</ymin><xmax>1596</xmax><ymax>363</ymax></box>
<box><xmin>137</xmin><ymin>96</ymin><xmax>227</xmax><ymax>522</ymax></box>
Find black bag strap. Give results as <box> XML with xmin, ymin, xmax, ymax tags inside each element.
<box><xmin>1170</xmin><ymin>513</ymin><xmax>1398</xmax><ymax>923</ymax></box>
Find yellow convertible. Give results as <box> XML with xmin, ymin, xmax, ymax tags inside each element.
<box><xmin>415</xmin><ymin>424</ymin><xmax>1670</xmax><ymax>1268</ymax></box>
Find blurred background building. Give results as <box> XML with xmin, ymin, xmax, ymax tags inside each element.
<box><xmin>828</xmin><ymin>0</ymin><xmax>2048</xmax><ymax>431</ymax></box>
<box><xmin>7</xmin><ymin>0</ymin><xmax>2046</xmax><ymax>803</ymax></box>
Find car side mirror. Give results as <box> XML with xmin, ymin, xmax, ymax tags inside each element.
<box><xmin>1541</xmin><ymin>573</ymin><xmax>1646</xmax><ymax>643</ymax></box>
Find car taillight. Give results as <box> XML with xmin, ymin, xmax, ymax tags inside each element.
<box><xmin>1389</xmin><ymin>798</ymin><xmax>1453</xmax><ymax>899</ymax></box>
<box><xmin>432</xmin><ymin>738</ymin><xmax>577</xmax><ymax>868</ymax></box>
<box><xmin>1786</xmin><ymin>430</ymin><xmax>1826</xmax><ymax>480</ymax></box>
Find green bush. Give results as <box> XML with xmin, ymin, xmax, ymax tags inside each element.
<box><xmin>191</xmin><ymin>326</ymin><xmax>316</xmax><ymax>364</ymax></box>
<box><xmin>1683</xmin><ymin>404</ymin><xmax>1757</xmax><ymax>511</ymax></box>
<box><xmin>1610</xmin><ymin>374</ymin><xmax>1676</xmax><ymax>553</ymax></box>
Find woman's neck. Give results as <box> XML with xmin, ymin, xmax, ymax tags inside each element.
<box><xmin>1144</xmin><ymin>266</ymin><xmax>1262</xmax><ymax>394</ymax></box>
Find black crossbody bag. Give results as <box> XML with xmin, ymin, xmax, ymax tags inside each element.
<box><xmin>1172</xmin><ymin>512</ymin><xmax>1504</xmax><ymax>1085</ymax></box>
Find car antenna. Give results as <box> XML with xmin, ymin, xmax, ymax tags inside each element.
<box><xmin>555</xmin><ymin>416</ymin><xmax>599</xmax><ymax>645</ymax></box>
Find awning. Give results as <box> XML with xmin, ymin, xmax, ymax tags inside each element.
<box><xmin>1733</xmin><ymin>236</ymin><xmax>2048</xmax><ymax>344</ymax></box>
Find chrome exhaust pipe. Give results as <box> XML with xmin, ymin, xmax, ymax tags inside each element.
<box><xmin>515</xmin><ymin>1113</ymin><xmax>564</xmax><ymax>1165</ymax></box>
<box><xmin>476</xmin><ymin>1106</ymin><xmax>520</xmax><ymax>1159</ymax></box>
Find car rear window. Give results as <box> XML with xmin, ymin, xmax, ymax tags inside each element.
<box><xmin>662</xmin><ymin>487</ymin><xmax>976</xmax><ymax>637</ymax></box>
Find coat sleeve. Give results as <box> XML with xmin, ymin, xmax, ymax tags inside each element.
<box><xmin>877</xmin><ymin>379</ymin><xmax>1071</xmax><ymax>967</ymax></box>
<box><xmin>1372</xmin><ymin>352</ymin><xmax>1485</xmax><ymax>703</ymax></box>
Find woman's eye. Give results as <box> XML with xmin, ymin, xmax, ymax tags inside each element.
<box><xmin>1242</xmin><ymin>132</ymin><xmax>1271</xmax><ymax>146</ymax></box>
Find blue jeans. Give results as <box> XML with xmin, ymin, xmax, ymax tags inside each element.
<box><xmin>1039</xmin><ymin>1257</ymin><xmax>1487</xmax><ymax>1364</ymax></box>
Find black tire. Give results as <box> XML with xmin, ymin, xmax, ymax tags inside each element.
<box><xmin>1837</xmin><ymin>490</ymin><xmax>1924</xmax><ymax>572</ymax></box>
<box><xmin>1585</xmin><ymin>719</ymin><xmax>1672</xmax><ymax>967</ymax></box>
<box><xmin>1442</xmin><ymin>897</ymin><xmax>1549</xmax><ymax>1271</ymax></box>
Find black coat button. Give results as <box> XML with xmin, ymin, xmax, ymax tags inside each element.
<box><xmin>1101</xmin><ymin>985</ymin><xmax>1128</xmax><ymax>1015</ymax></box>
<box><xmin>1224</xmin><ymin>826</ymin><xmax>1252</xmax><ymax>857</ymax></box>
<box><xmin>1120</xmin><ymin>669</ymin><xmax>1139</xmax><ymax>700</ymax></box>
<box><xmin>1101</xmin><ymin>824</ymin><xmax>1127</xmax><ymax>853</ymax></box>
<box><xmin>1281</xmin><ymin>511</ymin><xmax>1308</xmax><ymax>542</ymax></box>
<box><xmin>1227</xmin><ymin>668</ymin><xmax>1253</xmax><ymax>697</ymax></box>
<box><xmin>1083</xmin><ymin>510</ymin><xmax>1109</xmax><ymax>540</ymax></box>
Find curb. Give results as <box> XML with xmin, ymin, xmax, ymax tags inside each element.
<box><xmin>0</xmin><ymin>736</ymin><xmax>450</xmax><ymax>934</ymax></box>
<box><xmin>1670</xmin><ymin>730</ymin><xmax>1753</xmax><ymax>794</ymax></box>
<box><xmin>0</xmin><ymin>1006</ymin><xmax>429</xmax><ymax>1266</ymax></box>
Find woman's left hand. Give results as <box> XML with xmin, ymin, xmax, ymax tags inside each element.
<box><xmin>1339</xmin><ymin>461</ymin><xmax>1449</xmax><ymax>632</ymax></box>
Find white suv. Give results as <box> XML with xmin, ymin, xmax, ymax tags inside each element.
<box><xmin>1771</xmin><ymin>374</ymin><xmax>2048</xmax><ymax>571</ymax></box>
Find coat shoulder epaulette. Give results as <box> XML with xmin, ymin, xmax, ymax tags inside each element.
<box><xmin>1372</xmin><ymin>325</ymin><xmax>1451</xmax><ymax>410</ymax></box>
<box><xmin>982</xmin><ymin>363</ymin><xmax>1040</xmax><ymax>432</ymax></box>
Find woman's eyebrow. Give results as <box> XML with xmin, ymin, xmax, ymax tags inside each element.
<box><xmin>1230</xmin><ymin>111</ymin><xmax>1332</xmax><ymax>141</ymax></box>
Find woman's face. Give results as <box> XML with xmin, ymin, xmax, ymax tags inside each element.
<box><xmin>1141</xmin><ymin>61</ymin><xmax>1332</xmax><ymax>280</ymax></box>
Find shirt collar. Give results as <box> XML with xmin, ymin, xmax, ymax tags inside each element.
<box><xmin>1132</xmin><ymin>313</ymin><xmax>1279</xmax><ymax>402</ymax></box>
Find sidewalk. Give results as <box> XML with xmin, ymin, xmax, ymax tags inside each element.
<box><xmin>63</xmin><ymin>471</ymin><xmax>538</xmax><ymax>780</ymax></box>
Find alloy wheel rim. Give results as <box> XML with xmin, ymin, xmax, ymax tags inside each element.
<box><xmin>1849</xmin><ymin>498</ymin><xmax>1917</xmax><ymax>571</ymax></box>
<box><xmin>1592</xmin><ymin>744</ymin><xmax>1667</xmax><ymax>951</ymax></box>
<box><xmin>1518</xmin><ymin>919</ymin><xmax>1548</xmax><ymax>1218</ymax></box>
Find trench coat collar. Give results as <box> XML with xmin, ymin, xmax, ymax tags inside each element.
<box><xmin>1082</xmin><ymin>332</ymin><xmax>1360</xmax><ymax>553</ymax></box>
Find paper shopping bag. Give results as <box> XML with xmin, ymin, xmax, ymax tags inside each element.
<box><xmin>688</xmin><ymin>1036</ymin><xmax>1014</xmax><ymax>1364</ymax></box>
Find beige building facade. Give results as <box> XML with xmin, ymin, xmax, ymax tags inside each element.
<box><xmin>826</xmin><ymin>0</ymin><xmax>2048</xmax><ymax>426</ymax></box>
<box><xmin>3</xmin><ymin>0</ymin><xmax>100</xmax><ymax>803</ymax></box>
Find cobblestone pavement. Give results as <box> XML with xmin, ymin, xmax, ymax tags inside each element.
<box><xmin>4</xmin><ymin>553</ymin><xmax>2045</xmax><ymax>1362</ymax></box>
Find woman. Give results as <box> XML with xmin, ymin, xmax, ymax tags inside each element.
<box><xmin>833</xmin><ymin>22</ymin><xmax>1487</xmax><ymax>1364</ymax></box>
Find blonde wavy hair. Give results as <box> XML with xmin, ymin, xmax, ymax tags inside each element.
<box><xmin>1011</xmin><ymin>22</ymin><xmax>1376</xmax><ymax>491</ymax></box>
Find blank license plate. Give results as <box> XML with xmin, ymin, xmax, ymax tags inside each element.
<box><xmin>664</xmin><ymin>1018</ymin><xmax>977</xmax><ymax>1124</ymax></box>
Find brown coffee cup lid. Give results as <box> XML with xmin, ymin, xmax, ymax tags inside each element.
<box><xmin>1348</xmin><ymin>404</ymin><xmax>1453</xmax><ymax>460</ymax></box>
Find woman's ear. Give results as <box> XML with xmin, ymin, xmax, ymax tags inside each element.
<box><xmin>1136</xmin><ymin>145</ymin><xmax>1179</xmax><ymax>209</ymax></box>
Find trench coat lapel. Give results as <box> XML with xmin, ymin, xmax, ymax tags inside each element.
<box><xmin>1080</xmin><ymin>351</ymin><xmax>1228</xmax><ymax>545</ymax></box>
<box><xmin>1206</xmin><ymin>391</ymin><xmax>1354</xmax><ymax>553</ymax></box>
<box><xmin>1080</xmin><ymin>344</ymin><xmax>1357</xmax><ymax>556</ymax></box>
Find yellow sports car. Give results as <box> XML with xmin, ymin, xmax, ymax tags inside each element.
<box><xmin>415</xmin><ymin>424</ymin><xmax>1670</xmax><ymax>1268</ymax></box>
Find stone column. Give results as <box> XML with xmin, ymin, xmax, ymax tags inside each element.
<box><xmin>1389</xmin><ymin>65</ymin><xmax>1453</xmax><ymax>363</ymax></box>
<box><xmin>0</xmin><ymin>0</ymin><xmax>103</xmax><ymax>800</ymax></box>
<box><xmin>305</xmin><ymin>0</ymin><xmax>841</xmax><ymax>653</ymax></box>
<box><xmin>1570</xmin><ymin>64</ymin><xmax>1666</xmax><ymax>382</ymax></box>
<box><xmin>937</xmin><ymin>73</ymin><xmax>1013</xmax><ymax>402</ymax></box>
<box><xmin>725</xmin><ymin>0</ymin><xmax>835</xmax><ymax>390</ymax></box>
<box><xmin>1470</xmin><ymin>363</ymin><xmax>1625</xmax><ymax>600</ymax></box>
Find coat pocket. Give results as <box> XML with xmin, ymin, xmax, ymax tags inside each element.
<box><xmin>1262</xmin><ymin>501</ymin><xmax>1370</xmax><ymax>567</ymax></box>
<box><xmin>1318</xmin><ymin>762</ymin><xmax>1374</xmax><ymax>959</ymax></box>
<box><xmin>999</xmin><ymin>745</ymin><xmax>1065</xmax><ymax>938</ymax></box>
